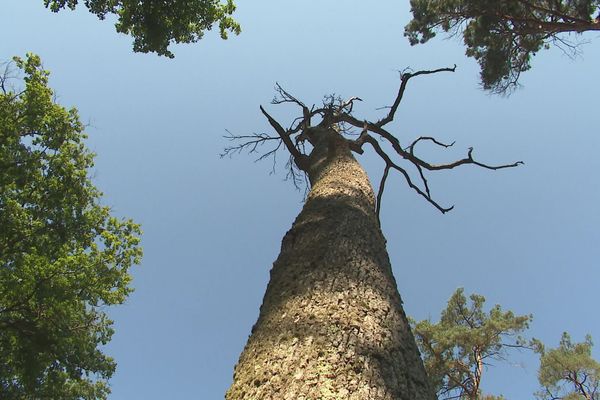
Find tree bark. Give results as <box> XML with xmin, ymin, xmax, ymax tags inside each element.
<box><xmin>226</xmin><ymin>127</ymin><xmax>434</xmax><ymax>400</ymax></box>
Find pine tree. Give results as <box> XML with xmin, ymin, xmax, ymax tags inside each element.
<box><xmin>405</xmin><ymin>0</ymin><xmax>600</xmax><ymax>93</ymax></box>
<box><xmin>537</xmin><ymin>333</ymin><xmax>600</xmax><ymax>400</ymax></box>
<box><xmin>224</xmin><ymin>71</ymin><xmax>521</xmax><ymax>399</ymax></box>
<box><xmin>412</xmin><ymin>288</ymin><xmax>532</xmax><ymax>400</ymax></box>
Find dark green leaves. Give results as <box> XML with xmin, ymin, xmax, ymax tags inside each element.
<box><xmin>0</xmin><ymin>54</ymin><xmax>142</xmax><ymax>399</ymax></box>
<box><xmin>405</xmin><ymin>0</ymin><xmax>600</xmax><ymax>93</ymax></box>
<box><xmin>43</xmin><ymin>0</ymin><xmax>241</xmax><ymax>57</ymax></box>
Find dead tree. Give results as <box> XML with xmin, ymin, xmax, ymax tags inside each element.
<box><xmin>224</xmin><ymin>67</ymin><xmax>522</xmax><ymax>400</ymax></box>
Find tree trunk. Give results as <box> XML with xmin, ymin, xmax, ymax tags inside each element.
<box><xmin>226</xmin><ymin>127</ymin><xmax>434</xmax><ymax>400</ymax></box>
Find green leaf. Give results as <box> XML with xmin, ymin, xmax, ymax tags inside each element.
<box><xmin>43</xmin><ymin>0</ymin><xmax>241</xmax><ymax>57</ymax></box>
<box><xmin>0</xmin><ymin>54</ymin><xmax>142</xmax><ymax>400</ymax></box>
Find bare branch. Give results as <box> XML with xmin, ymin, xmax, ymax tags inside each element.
<box><xmin>259</xmin><ymin>105</ymin><xmax>308</xmax><ymax>169</ymax></box>
<box><xmin>408</xmin><ymin>136</ymin><xmax>456</xmax><ymax>153</ymax></box>
<box><xmin>363</xmin><ymin>134</ymin><xmax>454</xmax><ymax>214</ymax></box>
<box><xmin>219</xmin><ymin>130</ymin><xmax>285</xmax><ymax>175</ymax></box>
<box><xmin>284</xmin><ymin>154</ymin><xmax>309</xmax><ymax>192</ymax></box>
<box><xmin>376</xmin><ymin>65</ymin><xmax>457</xmax><ymax>127</ymax></box>
<box><xmin>340</xmin><ymin>113</ymin><xmax>523</xmax><ymax>173</ymax></box>
<box><xmin>273</xmin><ymin>82</ymin><xmax>311</xmax><ymax>128</ymax></box>
<box><xmin>339</xmin><ymin>96</ymin><xmax>363</xmax><ymax>114</ymax></box>
<box><xmin>229</xmin><ymin>76</ymin><xmax>522</xmax><ymax>214</ymax></box>
<box><xmin>220</xmin><ymin>130</ymin><xmax>281</xmax><ymax>158</ymax></box>
<box><xmin>376</xmin><ymin>164</ymin><xmax>391</xmax><ymax>221</ymax></box>
<box><xmin>415</xmin><ymin>163</ymin><xmax>432</xmax><ymax>199</ymax></box>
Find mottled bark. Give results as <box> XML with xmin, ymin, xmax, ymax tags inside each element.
<box><xmin>227</xmin><ymin>127</ymin><xmax>434</xmax><ymax>400</ymax></box>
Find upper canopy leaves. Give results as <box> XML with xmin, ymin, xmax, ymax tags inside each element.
<box><xmin>43</xmin><ymin>0</ymin><xmax>241</xmax><ymax>57</ymax></box>
<box><xmin>405</xmin><ymin>0</ymin><xmax>600</xmax><ymax>93</ymax></box>
<box><xmin>0</xmin><ymin>54</ymin><xmax>142</xmax><ymax>399</ymax></box>
<box><xmin>412</xmin><ymin>288</ymin><xmax>532</xmax><ymax>399</ymax></box>
<box><xmin>537</xmin><ymin>333</ymin><xmax>600</xmax><ymax>399</ymax></box>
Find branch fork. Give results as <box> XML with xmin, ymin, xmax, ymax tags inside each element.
<box><xmin>224</xmin><ymin>66</ymin><xmax>523</xmax><ymax>215</ymax></box>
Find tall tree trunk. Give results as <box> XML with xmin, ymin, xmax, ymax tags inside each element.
<box><xmin>227</xmin><ymin>127</ymin><xmax>434</xmax><ymax>399</ymax></box>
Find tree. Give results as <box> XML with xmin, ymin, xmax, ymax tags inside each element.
<box><xmin>537</xmin><ymin>332</ymin><xmax>600</xmax><ymax>400</ymax></box>
<box><xmin>411</xmin><ymin>288</ymin><xmax>532</xmax><ymax>400</ymax></box>
<box><xmin>42</xmin><ymin>0</ymin><xmax>240</xmax><ymax>57</ymax></box>
<box><xmin>404</xmin><ymin>0</ymin><xmax>600</xmax><ymax>93</ymax></box>
<box><xmin>223</xmin><ymin>69</ymin><xmax>521</xmax><ymax>399</ymax></box>
<box><xmin>0</xmin><ymin>54</ymin><xmax>142</xmax><ymax>399</ymax></box>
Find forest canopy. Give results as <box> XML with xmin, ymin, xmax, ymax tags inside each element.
<box><xmin>405</xmin><ymin>0</ymin><xmax>600</xmax><ymax>93</ymax></box>
<box><xmin>42</xmin><ymin>0</ymin><xmax>240</xmax><ymax>57</ymax></box>
<box><xmin>0</xmin><ymin>54</ymin><xmax>142</xmax><ymax>399</ymax></box>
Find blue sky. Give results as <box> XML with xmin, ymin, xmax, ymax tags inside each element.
<box><xmin>3</xmin><ymin>1</ymin><xmax>600</xmax><ymax>398</ymax></box>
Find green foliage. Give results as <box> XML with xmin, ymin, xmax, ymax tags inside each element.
<box><xmin>405</xmin><ymin>0</ymin><xmax>600</xmax><ymax>93</ymax></box>
<box><xmin>536</xmin><ymin>332</ymin><xmax>600</xmax><ymax>400</ymax></box>
<box><xmin>412</xmin><ymin>288</ymin><xmax>532</xmax><ymax>399</ymax></box>
<box><xmin>0</xmin><ymin>54</ymin><xmax>142</xmax><ymax>399</ymax></box>
<box><xmin>43</xmin><ymin>0</ymin><xmax>241</xmax><ymax>57</ymax></box>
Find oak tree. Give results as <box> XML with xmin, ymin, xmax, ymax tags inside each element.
<box><xmin>0</xmin><ymin>54</ymin><xmax>142</xmax><ymax>399</ymax></box>
<box><xmin>42</xmin><ymin>0</ymin><xmax>240</xmax><ymax>57</ymax></box>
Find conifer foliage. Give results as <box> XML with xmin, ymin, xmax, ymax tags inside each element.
<box><xmin>405</xmin><ymin>0</ymin><xmax>600</xmax><ymax>93</ymax></box>
<box><xmin>537</xmin><ymin>333</ymin><xmax>600</xmax><ymax>400</ymax></box>
<box><xmin>412</xmin><ymin>288</ymin><xmax>532</xmax><ymax>400</ymax></box>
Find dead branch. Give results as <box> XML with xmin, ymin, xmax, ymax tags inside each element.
<box><xmin>259</xmin><ymin>105</ymin><xmax>308</xmax><ymax>169</ymax></box>
<box><xmin>272</xmin><ymin>83</ymin><xmax>311</xmax><ymax>128</ymax></box>
<box><xmin>363</xmin><ymin>133</ymin><xmax>455</xmax><ymax>214</ymax></box>
<box><xmin>221</xmin><ymin>130</ymin><xmax>281</xmax><ymax>157</ymax></box>
<box><xmin>339</xmin><ymin>113</ymin><xmax>523</xmax><ymax>172</ymax></box>
<box><xmin>224</xmin><ymin>67</ymin><xmax>523</xmax><ymax>214</ymax></box>
<box><xmin>376</xmin><ymin>65</ymin><xmax>456</xmax><ymax>127</ymax></box>
<box><xmin>284</xmin><ymin>154</ymin><xmax>308</xmax><ymax>192</ymax></box>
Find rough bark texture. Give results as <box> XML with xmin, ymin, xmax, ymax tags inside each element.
<box><xmin>226</xmin><ymin>127</ymin><xmax>434</xmax><ymax>400</ymax></box>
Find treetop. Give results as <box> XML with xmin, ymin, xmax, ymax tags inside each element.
<box><xmin>43</xmin><ymin>0</ymin><xmax>241</xmax><ymax>57</ymax></box>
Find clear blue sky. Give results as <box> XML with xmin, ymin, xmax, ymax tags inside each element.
<box><xmin>3</xmin><ymin>1</ymin><xmax>599</xmax><ymax>398</ymax></box>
